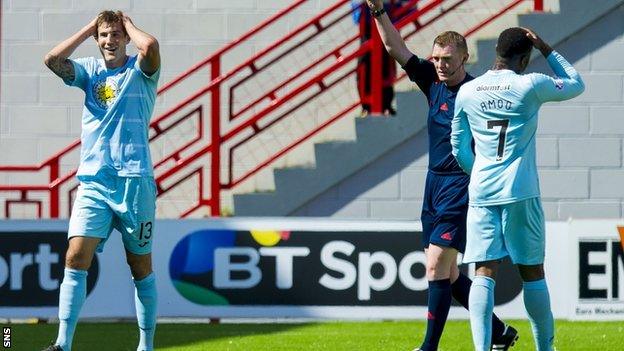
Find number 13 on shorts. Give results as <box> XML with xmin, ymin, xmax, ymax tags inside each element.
<box><xmin>137</xmin><ymin>221</ymin><xmax>153</xmax><ymax>248</ymax></box>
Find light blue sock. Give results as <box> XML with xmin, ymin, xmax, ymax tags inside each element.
<box><xmin>134</xmin><ymin>272</ymin><xmax>157</xmax><ymax>351</ymax></box>
<box><xmin>523</xmin><ymin>279</ymin><xmax>554</xmax><ymax>351</ymax></box>
<box><xmin>469</xmin><ymin>276</ymin><xmax>495</xmax><ymax>351</ymax></box>
<box><xmin>56</xmin><ymin>268</ymin><xmax>88</xmax><ymax>351</ymax></box>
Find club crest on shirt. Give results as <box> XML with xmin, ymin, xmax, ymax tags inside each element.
<box><xmin>93</xmin><ymin>78</ymin><xmax>119</xmax><ymax>109</ymax></box>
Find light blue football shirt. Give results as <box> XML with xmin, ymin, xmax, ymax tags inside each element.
<box><xmin>65</xmin><ymin>55</ymin><xmax>159</xmax><ymax>178</ymax></box>
<box><xmin>451</xmin><ymin>51</ymin><xmax>584</xmax><ymax>206</ymax></box>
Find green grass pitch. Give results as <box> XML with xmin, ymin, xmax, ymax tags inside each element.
<box><xmin>9</xmin><ymin>320</ymin><xmax>624</xmax><ymax>350</ymax></box>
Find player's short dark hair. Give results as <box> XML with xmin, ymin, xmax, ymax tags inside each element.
<box><xmin>95</xmin><ymin>10</ymin><xmax>127</xmax><ymax>38</ymax></box>
<box><xmin>496</xmin><ymin>27</ymin><xmax>532</xmax><ymax>59</ymax></box>
<box><xmin>433</xmin><ymin>31</ymin><xmax>468</xmax><ymax>55</ymax></box>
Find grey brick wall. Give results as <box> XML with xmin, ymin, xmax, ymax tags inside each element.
<box><xmin>297</xmin><ymin>3</ymin><xmax>624</xmax><ymax>220</ymax></box>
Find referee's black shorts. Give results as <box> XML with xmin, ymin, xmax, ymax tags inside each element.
<box><xmin>420</xmin><ymin>170</ymin><xmax>470</xmax><ymax>253</ymax></box>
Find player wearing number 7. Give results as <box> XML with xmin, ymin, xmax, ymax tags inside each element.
<box><xmin>42</xmin><ymin>10</ymin><xmax>160</xmax><ymax>351</ymax></box>
<box><xmin>451</xmin><ymin>27</ymin><xmax>584</xmax><ymax>351</ymax></box>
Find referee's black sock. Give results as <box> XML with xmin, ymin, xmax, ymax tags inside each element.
<box><xmin>451</xmin><ymin>273</ymin><xmax>505</xmax><ymax>339</ymax></box>
<box><xmin>420</xmin><ymin>279</ymin><xmax>451</xmax><ymax>351</ymax></box>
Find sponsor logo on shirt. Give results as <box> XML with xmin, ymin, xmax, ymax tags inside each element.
<box><xmin>439</xmin><ymin>102</ymin><xmax>448</xmax><ymax>111</ymax></box>
<box><xmin>476</xmin><ymin>84</ymin><xmax>511</xmax><ymax>91</ymax></box>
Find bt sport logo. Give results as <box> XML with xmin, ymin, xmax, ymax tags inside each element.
<box><xmin>169</xmin><ymin>229</ymin><xmax>522</xmax><ymax>306</ymax></box>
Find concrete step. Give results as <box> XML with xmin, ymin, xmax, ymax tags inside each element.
<box><xmin>233</xmin><ymin>91</ymin><xmax>428</xmax><ymax>216</ymax></box>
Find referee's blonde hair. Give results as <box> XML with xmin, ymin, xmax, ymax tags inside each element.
<box><xmin>433</xmin><ymin>31</ymin><xmax>468</xmax><ymax>55</ymax></box>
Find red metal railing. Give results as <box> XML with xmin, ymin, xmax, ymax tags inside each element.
<box><xmin>0</xmin><ymin>0</ymin><xmax>543</xmax><ymax>218</ymax></box>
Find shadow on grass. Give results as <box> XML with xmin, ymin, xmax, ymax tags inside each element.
<box><xmin>156</xmin><ymin>323</ymin><xmax>315</xmax><ymax>349</ymax></box>
<box><xmin>12</xmin><ymin>322</ymin><xmax>329</xmax><ymax>351</ymax></box>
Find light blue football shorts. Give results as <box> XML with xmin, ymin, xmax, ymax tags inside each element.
<box><xmin>68</xmin><ymin>175</ymin><xmax>157</xmax><ymax>255</ymax></box>
<box><xmin>463</xmin><ymin>197</ymin><xmax>545</xmax><ymax>265</ymax></box>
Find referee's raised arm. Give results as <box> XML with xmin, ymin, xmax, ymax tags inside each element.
<box><xmin>365</xmin><ymin>0</ymin><xmax>413</xmax><ymax>66</ymax></box>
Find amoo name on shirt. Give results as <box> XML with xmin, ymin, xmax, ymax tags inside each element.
<box><xmin>479</xmin><ymin>98</ymin><xmax>513</xmax><ymax>112</ymax></box>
